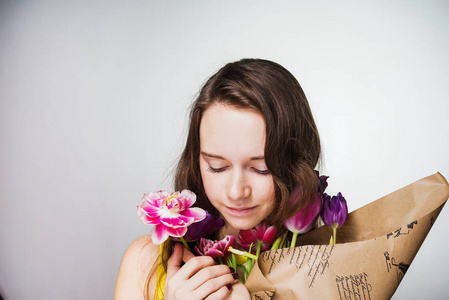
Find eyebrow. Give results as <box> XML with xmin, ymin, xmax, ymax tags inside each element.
<box><xmin>200</xmin><ymin>151</ymin><xmax>265</xmax><ymax>161</ymax></box>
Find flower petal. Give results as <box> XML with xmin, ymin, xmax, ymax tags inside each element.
<box><xmin>238</xmin><ymin>228</ymin><xmax>257</xmax><ymax>244</ymax></box>
<box><xmin>261</xmin><ymin>226</ymin><xmax>278</xmax><ymax>244</ymax></box>
<box><xmin>160</xmin><ymin>213</ymin><xmax>193</xmax><ymax>228</ymax></box>
<box><xmin>136</xmin><ymin>206</ymin><xmax>160</xmax><ymax>225</ymax></box>
<box><xmin>254</xmin><ymin>223</ymin><xmax>268</xmax><ymax>241</ymax></box>
<box><xmin>178</xmin><ymin>189</ymin><xmax>197</xmax><ymax>208</ymax></box>
<box><xmin>180</xmin><ymin>211</ymin><xmax>225</xmax><ymax>242</ymax></box>
<box><xmin>138</xmin><ymin>200</ymin><xmax>162</xmax><ymax>217</ymax></box>
<box><xmin>165</xmin><ymin>226</ymin><xmax>188</xmax><ymax>238</ymax></box>
<box><xmin>194</xmin><ymin>245</ymin><xmax>204</xmax><ymax>256</ymax></box>
<box><xmin>204</xmin><ymin>248</ymin><xmax>224</xmax><ymax>258</ymax></box>
<box><xmin>284</xmin><ymin>193</ymin><xmax>322</xmax><ymax>234</ymax></box>
<box><xmin>144</xmin><ymin>190</ymin><xmax>169</xmax><ymax>205</ymax></box>
<box><xmin>152</xmin><ymin>223</ymin><xmax>169</xmax><ymax>245</ymax></box>
<box><xmin>180</xmin><ymin>207</ymin><xmax>207</xmax><ymax>222</ymax></box>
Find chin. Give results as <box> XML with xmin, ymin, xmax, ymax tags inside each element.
<box><xmin>227</xmin><ymin>217</ymin><xmax>264</xmax><ymax>231</ymax></box>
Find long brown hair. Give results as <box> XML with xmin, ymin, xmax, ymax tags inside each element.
<box><xmin>145</xmin><ymin>58</ymin><xmax>321</xmax><ymax>299</ymax></box>
<box><xmin>176</xmin><ymin>58</ymin><xmax>321</xmax><ymax>226</ymax></box>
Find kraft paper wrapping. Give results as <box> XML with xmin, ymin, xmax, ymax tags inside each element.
<box><xmin>244</xmin><ymin>173</ymin><xmax>449</xmax><ymax>300</ymax></box>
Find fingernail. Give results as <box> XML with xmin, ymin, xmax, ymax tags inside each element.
<box><xmin>229</xmin><ymin>267</ymin><xmax>235</xmax><ymax>273</ymax></box>
<box><xmin>232</xmin><ymin>273</ymin><xmax>239</xmax><ymax>280</ymax></box>
<box><xmin>226</xmin><ymin>284</ymin><xmax>232</xmax><ymax>290</ymax></box>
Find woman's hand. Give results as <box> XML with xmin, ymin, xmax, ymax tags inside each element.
<box><xmin>164</xmin><ymin>244</ymin><xmax>239</xmax><ymax>300</ymax></box>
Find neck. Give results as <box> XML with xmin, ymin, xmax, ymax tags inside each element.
<box><xmin>218</xmin><ymin>222</ymin><xmax>240</xmax><ymax>240</ymax></box>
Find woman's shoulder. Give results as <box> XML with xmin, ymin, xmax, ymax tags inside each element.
<box><xmin>122</xmin><ymin>235</ymin><xmax>159</xmax><ymax>269</ymax></box>
<box><xmin>123</xmin><ymin>234</ymin><xmax>159</xmax><ymax>261</ymax></box>
<box><xmin>114</xmin><ymin>235</ymin><xmax>159</xmax><ymax>300</ymax></box>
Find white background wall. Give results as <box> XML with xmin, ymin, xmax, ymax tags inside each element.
<box><xmin>0</xmin><ymin>1</ymin><xmax>448</xmax><ymax>299</ymax></box>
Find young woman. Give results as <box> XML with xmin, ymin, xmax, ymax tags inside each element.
<box><xmin>114</xmin><ymin>58</ymin><xmax>321</xmax><ymax>300</ymax></box>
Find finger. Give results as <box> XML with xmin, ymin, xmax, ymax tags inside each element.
<box><xmin>187</xmin><ymin>264</ymin><xmax>235</xmax><ymax>291</ymax></box>
<box><xmin>181</xmin><ymin>246</ymin><xmax>196</xmax><ymax>263</ymax></box>
<box><xmin>175</xmin><ymin>255</ymin><xmax>216</xmax><ymax>280</ymax></box>
<box><xmin>166</xmin><ymin>243</ymin><xmax>183</xmax><ymax>280</ymax></box>
<box><xmin>194</xmin><ymin>273</ymin><xmax>237</xmax><ymax>300</ymax></box>
<box><xmin>203</xmin><ymin>285</ymin><xmax>232</xmax><ymax>300</ymax></box>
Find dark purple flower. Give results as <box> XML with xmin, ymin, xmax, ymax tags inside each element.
<box><xmin>284</xmin><ymin>189</ymin><xmax>323</xmax><ymax>234</ymax></box>
<box><xmin>315</xmin><ymin>170</ymin><xmax>329</xmax><ymax>194</ymax></box>
<box><xmin>237</xmin><ymin>222</ymin><xmax>278</xmax><ymax>254</ymax></box>
<box><xmin>321</xmin><ymin>192</ymin><xmax>348</xmax><ymax>229</ymax></box>
<box><xmin>195</xmin><ymin>235</ymin><xmax>235</xmax><ymax>258</ymax></box>
<box><xmin>172</xmin><ymin>210</ymin><xmax>225</xmax><ymax>242</ymax></box>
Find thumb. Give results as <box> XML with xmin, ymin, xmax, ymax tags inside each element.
<box><xmin>181</xmin><ymin>246</ymin><xmax>196</xmax><ymax>263</ymax></box>
<box><xmin>166</xmin><ymin>243</ymin><xmax>183</xmax><ymax>279</ymax></box>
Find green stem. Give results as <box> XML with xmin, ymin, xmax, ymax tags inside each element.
<box><xmin>290</xmin><ymin>232</ymin><xmax>298</xmax><ymax>248</ymax></box>
<box><xmin>271</xmin><ymin>234</ymin><xmax>283</xmax><ymax>250</ymax></box>
<box><xmin>218</xmin><ymin>257</ymin><xmax>223</xmax><ymax>265</ymax></box>
<box><xmin>332</xmin><ymin>227</ymin><xmax>337</xmax><ymax>245</ymax></box>
<box><xmin>256</xmin><ymin>241</ymin><xmax>262</xmax><ymax>258</ymax></box>
<box><xmin>228</xmin><ymin>246</ymin><xmax>258</xmax><ymax>260</ymax></box>
<box><xmin>179</xmin><ymin>237</ymin><xmax>191</xmax><ymax>251</ymax></box>
<box><xmin>280</xmin><ymin>232</ymin><xmax>288</xmax><ymax>249</ymax></box>
<box><xmin>245</xmin><ymin>258</ymin><xmax>252</xmax><ymax>281</ymax></box>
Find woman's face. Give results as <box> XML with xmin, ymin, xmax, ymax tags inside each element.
<box><xmin>199</xmin><ymin>103</ymin><xmax>276</xmax><ymax>232</ymax></box>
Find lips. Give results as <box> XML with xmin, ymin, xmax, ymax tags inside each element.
<box><xmin>226</xmin><ymin>206</ymin><xmax>257</xmax><ymax>216</ymax></box>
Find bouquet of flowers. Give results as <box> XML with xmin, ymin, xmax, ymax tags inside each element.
<box><xmin>136</xmin><ymin>173</ymin><xmax>449</xmax><ymax>299</ymax></box>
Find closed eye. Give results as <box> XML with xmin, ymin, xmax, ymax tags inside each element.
<box><xmin>206</xmin><ymin>166</ymin><xmax>228</xmax><ymax>173</ymax></box>
<box><xmin>252</xmin><ymin>168</ymin><xmax>270</xmax><ymax>175</ymax></box>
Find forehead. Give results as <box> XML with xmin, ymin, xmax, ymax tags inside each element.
<box><xmin>199</xmin><ymin>103</ymin><xmax>266</xmax><ymax>157</ymax></box>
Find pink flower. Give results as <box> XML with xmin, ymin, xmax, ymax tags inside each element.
<box><xmin>284</xmin><ymin>189</ymin><xmax>323</xmax><ymax>234</ymax></box>
<box><xmin>237</xmin><ymin>222</ymin><xmax>278</xmax><ymax>254</ymax></box>
<box><xmin>137</xmin><ymin>190</ymin><xmax>206</xmax><ymax>245</ymax></box>
<box><xmin>195</xmin><ymin>236</ymin><xmax>235</xmax><ymax>258</ymax></box>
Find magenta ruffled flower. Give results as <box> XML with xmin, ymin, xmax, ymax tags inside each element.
<box><xmin>195</xmin><ymin>235</ymin><xmax>235</xmax><ymax>258</ymax></box>
<box><xmin>322</xmin><ymin>192</ymin><xmax>348</xmax><ymax>229</ymax></box>
<box><xmin>137</xmin><ymin>190</ymin><xmax>206</xmax><ymax>245</ymax></box>
<box><xmin>237</xmin><ymin>222</ymin><xmax>278</xmax><ymax>255</ymax></box>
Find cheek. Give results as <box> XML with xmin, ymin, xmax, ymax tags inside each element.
<box><xmin>266</xmin><ymin>180</ymin><xmax>277</xmax><ymax>211</ymax></box>
<box><xmin>252</xmin><ymin>176</ymin><xmax>276</xmax><ymax>206</ymax></box>
<box><xmin>199</xmin><ymin>162</ymin><xmax>220</xmax><ymax>200</ymax></box>
<box><xmin>264</xmin><ymin>182</ymin><xmax>276</xmax><ymax>210</ymax></box>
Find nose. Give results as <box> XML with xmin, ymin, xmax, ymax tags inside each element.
<box><xmin>226</xmin><ymin>169</ymin><xmax>251</xmax><ymax>201</ymax></box>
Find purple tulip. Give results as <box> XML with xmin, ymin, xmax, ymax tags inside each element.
<box><xmin>321</xmin><ymin>192</ymin><xmax>348</xmax><ymax>229</ymax></box>
<box><xmin>237</xmin><ymin>222</ymin><xmax>278</xmax><ymax>255</ymax></box>
<box><xmin>172</xmin><ymin>210</ymin><xmax>225</xmax><ymax>242</ymax></box>
<box><xmin>195</xmin><ymin>235</ymin><xmax>235</xmax><ymax>258</ymax></box>
<box><xmin>315</xmin><ymin>170</ymin><xmax>329</xmax><ymax>194</ymax></box>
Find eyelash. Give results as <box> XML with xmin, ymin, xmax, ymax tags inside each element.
<box><xmin>206</xmin><ymin>166</ymin><xmax>227</xmax><ymax>173</ymax></box>
<box><xmin>206</xmin><ymin>166</ymin><xmax>270</xmax><ymax>175</ymax></box>
<box><xmin>253</xmin><ymin>168</ymin><xmax>270</xmax><ymax>175</ymax></box>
